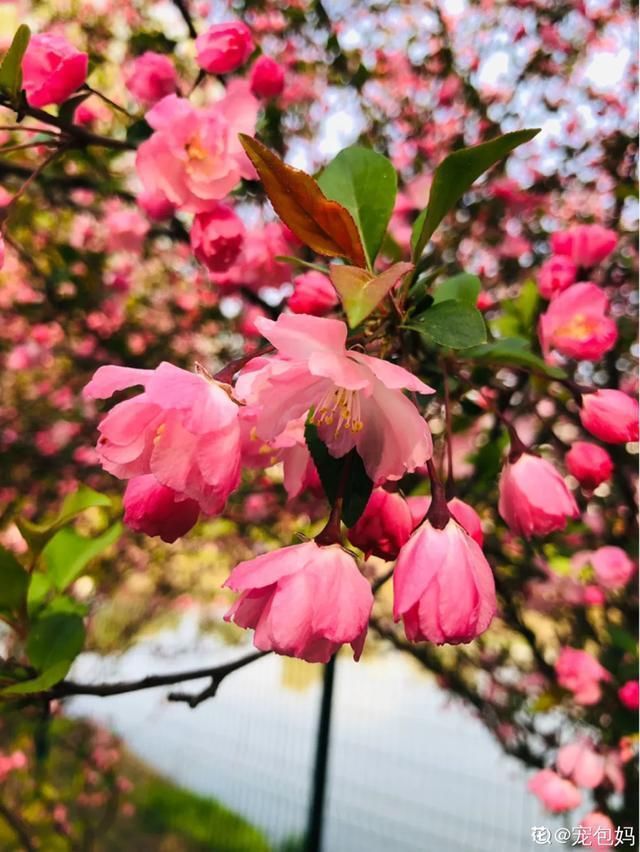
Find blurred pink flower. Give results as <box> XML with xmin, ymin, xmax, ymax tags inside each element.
<box><xmin>250</xmin><ymin>55</ymin><xmax>285</xmax><ymax>98</ymax></box>
<box><xmin>565</xmin><ymin>441</ymin><xmax>613</xmax><ymax>490</ymax></box>
<box><xmin>618</xmin><ymin>680</ymin><xmax>639</xmax><ymax>711</ymax></box>
<box><xmin>190</xmin><ymin>204</ymin><xmax>245</xmax><ymax>273</ymax></box>
<box><xmin>288</xmin><ymin>271</ymin><xmax>338</xmax><ymax>315</ymax></box>
<box><xmin>555</xmin><ymin>647</ymin><xmax>611</xmax><ymax>705</ymax></box>
<box><xmin>580</xmin><ymin>390</ymin><xmax>639</xmax><ymax>444</ymax></box>
<box><xmin>124</xmin><ymin>51</ymin><xmax>177</xmax><ymax>104</ymax></box>
<box><xmin>537</xmin><ymin>255</ymin><xmax>577</xmax><ymax>299</ymax></box>
<box><xmin>556</xmin><ymin>738</ymin><xmax>605</xmax><ymax>788</ymax></box>
<box><xmin>22</xmin><ymin>33</ymin><xmax>88</xmax><ymax>107</ymax></box>
<box><xmin>195</xmin><ymin>22</ymin><xmax>254</xmax><ymax>74</ymax></box>
<box><xmin>528</xmin><ymin>769</ymin><xmax>581</xmax><ymax>813</ymax></box>
<box><xmin>551</xmin><ymin>225</ymin><xmax>617</xmax><ymax>268</ymax></box>
<box><xmin>538</xmin><ymin>282</ymin><xmax>617</xmax><ymax>362</ymax></box>
<box><xmin>591</xmin><ymin>546</ymin><xmax>636</xmax><ymax>590</ymax></box>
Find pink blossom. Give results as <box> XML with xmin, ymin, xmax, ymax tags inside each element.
<box><xmin>235</xmin><ymin>314</ymin><xmax>434</xmax><ymax>483</ymax></box>
<box><xmin>195</xmin><ymin>22</ymin><xmax>254</xmax><ymax>75</ymax></box>
<box><xmin>579</xmin><ymin>812</ymin><xmax>616</xmax><ymax>850</ymax></box>
<box><xmin>190</xmin><ymin>204</ymin><xmax>245</xmax><ymax>273</ymax></box>
<box><xmin>136</xmin><ymin>84</ymin><xmax>258</xmax><ymax>213</ymax></box>
<box><xmin>618</xmin><ymin>680</ymin><xmax>639</xmax><ymax>711</ymax></box>
<box><xmin>591</xmin><ymin>546</ymin><xmax>636</xmax><ymax>589</ymax></box>
<box><xmin>498</xmin><ymin>453</ymin><xmax>579</xmax><ymax>538</ymax></box>
<box><xmin>137</xmin><ymin>189</ymin><xmax>176</xmax><ymax>221</ymax></box>
<box><xmin>555</xmin><ymin>647</ymin><xmax>611</xmax><ymax>705</ymax></box>
<box><xmin>565</xmin><ymin>441</ymin><xmax>613</xmax><ymax>490</ymax></box>
<box><xmin>551</xmin><ymin>225</ymin><xmax>617</xmax><ymax>268</ymax></box>
<box><xmin>407</xmin><ymin>495</ymin><xmax>484</xmax><ymax>547</ymax></box>
<box><xmin>124</xmin><ymin>52</ymin><xmax>177</xmax><ymax>104</ymax></box>
<box><xmin>537</xmin><ymin>255</ymin><xmax>577</xmax><ymax>299</ymax></box>
<box><xmin>104</xmin><ymin>207</ymin><xmax>150</xmax><ymax>254</ymax></box>
<box><xmin>83</xmin><ymin>362</ymin><xmax>241</xmax><ymax>514</ymax></box>
<box><xmin>538</xmin><ymin>282</ymin><xmax>617</xmax><ymax>362</ymax></box>
<box><xmin>556</xmin><ymin>739</ymin><xmax>605</xmax><ymax>789</ymax></box>
<box><xmin>224</xmin><ymin>541</ymin><xmax>373</xmax><ymax>662</ymax></box>
<box><xmin>22</xmin><ymin>33</ymin><xmax>88</xmax><ymax>108</ymax></box>
<box><xmin>250</xmin><ymin>56</ymin><xmax>285</xmax><ymax>98</ymax></box>
<box><xmin>393</xmin><ymin>518</ymin><xmax>496</xmax><ymax>645</ymax></box>
<box><xmin>211</xmin><ymin>222</ymin><xmax>295</xmax><ymax>291</ymax></box>
<box><xmin>580</xmin><ymin>390</ymin><xmax>639</xmax><ymax>444</ymax></box>
<box><xmin>528</xmin><ymin>769</ymin><xmax>581</xmax><ymax>813</ymax></box>
<box><xmin>288</xmin><ymin>271</ymin><xmax>338</xmax><ymax>315</ymax></box>
<box><xmin>348</xmin><ymin>489</ymin><xmax>414</xmax><ymax>560</ymax></box>
<box><xmin>123</xmin><ymin>475</ymin><xmax>200</xmax><ymax>542</ymax></box>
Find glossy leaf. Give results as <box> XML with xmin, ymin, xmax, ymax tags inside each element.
<box><xmin>432</xmin><ymin>272</ymin><xmax>481</xmax><ymax>306</ymax></box>
<box><xmin>0</xmin><ymin>24</ymin><xmax>30</xmax><ymax>98</ymax></box>
<box><xmin>239</xmin><ymin>135</ymin><xmax>366</xmax><ymax>267</ymax></box>
<box><xmin>26</xmin><ymin>612</ymin><xmax>85</xmax><ymax>673</ymax></box>
<box><xmin>407</xmin><ymin>300</ymin><xmax>487</xmax><ymax>349</ymax></box>
<box><xmin>411</xmin><ymin>129</ymin><xmax>540</xmax><ymax>260</ymax></box>
<box><xmin>43</xmin><ymin>521</ymin><xmax>123</xmax><ymax>591</ymax></box>
<box><xmin>0</xmin><ymin>546</ymin><xmax>29</xmax><ymax>613</ymax></box>
<box><xmin>330</xmin><ymin>261</ymin><xmax>413</xmax><ymax>328</ymax></box>
<box><xmin>317</xmin><ymin>146</ymin><xmax>397</xmax><ymax>267</ymax></box>
<box><xmin>463</xmin><ymin>337</ymin><xmax>567</xmax><ymax>379</ymax></box>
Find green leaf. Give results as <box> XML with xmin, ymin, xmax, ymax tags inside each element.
<box><xmin>330</xmin><ymin>261</ymin><xmax>413</xmax><ymax>328</ymax></box>
<box><xmin>304</xmin><ymin>423</ymin><xmax>373</xmax><ymax>527</ymax></box>
<box><xmin>607</xmin><ymin>624</ymin><xmax>638</xmax><ymax>656</ymax></box>
<box><xmin>2</xmin><ymin>662</ymin><xmax>71</xmax><ymax>696</ymax></box>
<box><xmin>43</xmin><ymin>522</ymin><xmax>122</xmax><ymax>592</ymax></box>
<box><xmin>411</xmin><ymin>129</ymin><xmax>540</xmax><ymax>260</ymax></box>
<box><xmin>17</xmin><ymin>486</ymin><xmax>112</xmax><ymax>555</ymax></box>
<box><xmin>406</xmin><ymin>300</ymin><xmax>487</xmax><ymax>349</ymax></box>
<box><xmin>0</xmin><ymin>546</ymin><xmax>28</xmax><ymax>612</ymax></box>
<box><xmin>493</xmin><ymin>279</ymin><xmax>539</xmax><ymax>338</ymax></box>
<box><xmin>26</xmin><ymin>613</ymin><xmax>85</xmax><ymax>673</ymax></box>
<box><xmin>0</xmin><ymin>24</ymin><xmax>30</xmax><ymax>98</ymax></box>
<box><xmin>318</xmin><ymin>146</ymin><xmax>397</xmax><ymax>268</ymax></box>
<box><xmin>27</xmin><ymin>572</ymin><xmax>53</xmax><ymax>617</ymax></box>
<box><xmin>432</xmin><ymin>272</ymin><xmax>481</xmax><ymax>306</ymax></box>
<box><xmin>462</xmin><ymin>338</ymin><xmax>567</xmax><ymax>379</ymax></box>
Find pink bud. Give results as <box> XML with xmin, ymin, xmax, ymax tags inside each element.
<box><xmin>288</xmin><ymin>271</ymin><xmax>339</xmax><ymax>316</ymax></box>
<box><xmin>195</xmin><ymin>22</ymin><xmax>254</xmax><ymax>75</ymax></box>
<box><xmin>250</xmin><ymin>55</ymin><xmax>285</xmax><ymax>98</ymax></box>
<box><xmin>528</xmin><ymin>769</ymin><xmax>581</xmax><ymax>813</ymax></box>
<box><xmin>190</xmin><ymin>205</ymin><xmax>245</xmax><ymax>273</ymax></box>
<box><xmin>618</xmin><ymin>680</ymin><xmax>639</xmax><ymax>711</ymax></box>
<box><xmin>565</xmin><ymin>441</ymin><xmax>613</xmax><ymax>490</ymax></box>
<box><xmin>348</xmin><ymin>489</ymin><xmax>414</xmax><ymax>560</ymax></box>
<box><xmin>551</xmin><ymin>224</ymin><xmax>617</xmax><ymax>268</ymax></box>
<box><xmin>538</xmin><ymin>282</ymin><xmax>617</xmax><ymax>362</ymax></box>
<box><xmin>537</xmin><ymin>255</ymin><xmax>577</xmax><ymax>299</ymax></box>
<box><xmin>498</xmin><ymin>453</ymin><xmax>579</xmax><ymax>538</ymax></box>
<box><xmin>393</xmin><ymin>518</ymin><xmax>496</xmax><ymax>645</ymax></box>
<box><xmin>22</xmin><ymin>33</ymin><xmax>88</xmax><ymax>108</ymax></box>
<box><xmin>123</xmin><ymin>475</ymin><xmax>200</xmax><ymax>543</ymax></box>
<box><xmin>580</xmin><ymin>390</ymin><xmax>639</xmax><ymax>444</ymax></box>
<box><xmin>591</xmin><ymin>546</ymin><xmax>636</xmax><ymax>590</ymax></box>
<box><xmin>124</xmin><ymin>52</ymin><xmax>177</xmax><ymax>105</ymax></box>
<box><xmin>137</xmin><ymin>189</ymin><xmax>176</xmax><ymax>221</ymax></box>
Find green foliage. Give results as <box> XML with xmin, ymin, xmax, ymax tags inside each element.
<box><xmin>0</xmin><ymin>24</ymin><xmax>30</xmax><ymax>99</ymax></box>
<box><xmin>492</xmin><ymin>279</ymin><xmax>540</xmax><ymax>337</ymax></box>
<box><xmin>432</xmin><ymin>272</ymin><xmax>482</xmax><ymax>306</ymax></box>
<box><xmin>406</xmin><ymin>299</ymin><xmax>487</xmax><ymax>349</ymax></box>
<box><xmin>463</xmin><ymin>337</ymin><xmax>567</xmax><ymax>379</ymax></box>
<box><xmin>17</xmin><ymin>486</ymin><xmax>112</xmax><ymax>554</ymax></box>
<box><xmin>318</xmin><ymin>146</ymin><xmax>397</xmax><ymax>268</ymax></box>
<box><xmin>0</xmin><ymin>545</ymin><xmax>29</xmax><ymax>613</ymax></box>
<box><xmin>26</xmin><ymin>612</ymin><xmax>85</xmax><ymax>673</ymax></box>
<box><xmin>43</xmin><ymin>521</ymin><xmax>122</xmax><ymax>591</ymax></box>
<box><xmin>411</xmin><ymin>129</ymin><xmax>540</xmax><ymax>260</ymax></box>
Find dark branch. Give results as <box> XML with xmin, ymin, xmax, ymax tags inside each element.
<box><xmin>171</xmin><ymin>0</ymin><xmax>199</xmax><ymax>39</ymax></box>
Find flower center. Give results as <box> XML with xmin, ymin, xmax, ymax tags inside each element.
<box><xmin>556</xmin><ymin>313</ymin><xmax>598</xmax><ymax>341</ymax></box>
<box><xmin>311</xmin><ymin>387</ymin><xmax>363</xmax><ymax>435</ymax></box>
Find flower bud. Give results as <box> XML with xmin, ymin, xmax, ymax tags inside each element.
<box><xmin>565</xmin><ymin>441</ymin><xmax>613</xmax><ymax>490</ymax></box>
<box><xmin>250</xmin><ymin>55</ymin><xmax>285</xmax><ymax>98</ymax></box>
<box><xmin>196</xmin><ymin>22</ymin><xmax>254</xmax><ymax>75</ymax></box>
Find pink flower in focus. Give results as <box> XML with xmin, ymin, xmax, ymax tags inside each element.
<box><xmin>83</xmin><ymin>362</ymin><xmax>241</xmax><ymax>514</ymax></box>
<box><xmin>190</xmin><ymin>204</ymin><xmax>245</xmax><ymax>273</ymax></box>
<box><xmin>393</xmin><ymin>518</ymin><xmax>496</xmax><ymax>645</ymax></box>
<box><xmin>288</xmin><ymin>271</ymin><xmax>338</xmax><ymax>316</ymax></box>
<box><xmin>565</xmin><ymin>441</ymin><xmax>613</xmax><ymax>490</ymax></box>
<box><xmin>136</xmin><ymin>84</ymin><xmax>258</xmax><ymax>213</ymax></box>
<box><xmin>618</xmin><ymin>680</ymin><xmax>639</xmax><ymax>711</ymax></box>
<box><xmin>591</xmin><ymin>546</ymin><xmax>636</xmax><ymax>589</ymax></box>
<box><xmin>555</xmin><ymin>647</ymin><xmax>611</xmax><ymax>705</ymax></box>
<box><xmin>123</xmin><ymin>475</ymin><xmax>200</xmax><ymax>542</ymax></box>
<box><xmin>528</xmin><ymin>769</ymin><xmax>581</xmax><ymax>813</ymax></box>
<box><xmin>556</xmin><ymin>739</ymin><xmax>605</xmax><ymax>789</ymax></box>
<box><xmin>538</xmin><ymin>282</ymin><xmax>617</xmax><ymax>362</ymax></box>
<box><xmin>22</xmin><ymin>33</ymin><xmax>88</xmax><ymax>107</ymax></box>
<box><xmin>498</xmin><ymin>453</ymin><xmax>579</xmax><ymax>538</ymax></box>
<box><xmin>235</xmin><ymin>314</ymin><xmax>434</xmax><ymax>483</ymax></box>
<box><xmin>124</xmin><ymin>52</ymin><xmax>177</xmax><ymax>104</ymax></box>
<box><xmin>537</xmin><ymin>255</ymin><xmax>577</xmax><ymax>299</ymax></box>
<box><xmin>348</xmin><ymin>489</ymin><xmax>414</xmax><ymax>560</ymax></box>
<box><xmin>579</xmin><ymin>812</ymin><xmax>616</xmax><ymax>850</ymax></box>
<box><xmin>224</xmin><ymin>541</ymin><xmax>373</xmax><ymax>662</ymax></box>
<box><xmin>551</xmin><ymin>225</ymin><xmax>617</xmax><ymax>268</ymax></box>
<box><xmin>250</xmin><ymin>56</ymin><xmax>285</xmax><ymax>98</ymax></box>
<box><xmin>580</xmin><ymin>390</ymin><xmax>639</xmax><ymax>444</ymax></box>
<box><xmin>195</xmin><ymin>22</ymin><xmax>254</xmax><ymax>75</ymax></box>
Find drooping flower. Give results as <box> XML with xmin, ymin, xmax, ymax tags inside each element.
<box><xmin>123</xmin><ymin>475</ymin><xmax>200</xmax><ymax>542</ymax></box>
<box><xmin>393</xmin><ymin>518</ymin><xmax>496</xmax><ymax>645</ymax></box>
<box><xmin>538</xmin><ymin>282</ymin><xmax>617</xmax><ymax>362</ymax></box>
<box><xmin>250</xmin><ymin>55</ymin><xmax>286</xmax><ymax>98</ymax></box>
<box><xmin>348</xmin><ymin>489</ymin><xmax>414</xmax><ymax>560</ymax></box>
<box><xmin>550</xmin><ymin>224</ymin><xmax>617</xmax><ymax>268</ymax></box>
<box><xmin>22</xmin><ymin>33</ymin><xmax>88</xmax><ymax>108</ymax></box>
<box><xmin>498</xmin><ymin>453</ymin><xmax>579</xmax><ymax>538</ymax></box>
<box><xmin>590</xmin><ymin>546</ymin><xmax>636</xmax><ymax>590</ymax></box>
<box><xmin>124</xmin><ymin>51</ymin><xmax>177</xmax><ymax>105</ymax></box>
<box><xmin>190</xmin><ymin>204</ymin><xmax>245</xmax><ymax>273</ymax></box>
<box><xmin>407</xmin><ymin>495</ymin><xmax>484</xmax><ymax>547</ymax></box>
<box><xmin>287</xmin><ymin>271</ymin><xmax>339</xmax><ymax>316</ymax></box>
<box><xmin>83</xmin><ymin>362</ymin><xmax>241</xmax><ymax>515</ymax></box>
<box><xmin>537</xmin><ymin>255</ymin><xmax>577</xmax><ymax>299</ymax></box>
<box><xmin>195</xmin><ymin>22</ymin><xmax>254</xmax><ymax>75</ymax></box>
<box><xmin>224</xmin><ymin>541</ymin><xmax>373</xmax><ymax>663</ymax></box>
<box><xmin>565</xmin><ymin>441</ymin><xmax>613</xmax><ymax>490</ymax></box>
<box><xmin>555</xmin><ymin>647</ymin><xmax>611</xmax><ymax>705</ymax></box>
<box><xmin>580</xmin><ymin>390</ymin><xmax>639</xmax><ymax>444</ymax></box>
<box><xmin>528</xmin><ymin>769</ymin><xmax>581</xmax><ymax>813</ymax></box>
<box><xmin>136</xmin><ymin>84</ymin><xmax>258</xmax><ymax>213</ymax></box>
<box><xmin>235</xmin><ymin>314</ymin><xmax>434</xmax><ymax>483</ymax></box>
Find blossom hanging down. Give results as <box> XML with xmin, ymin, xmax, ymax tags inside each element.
<box><xmin>234</xmin><ymin>313</ymin><xmax>434</xmax><ymax>484</ymax></box>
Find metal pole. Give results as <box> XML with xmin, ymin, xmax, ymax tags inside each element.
<box><xmin>305</xmin><ymin>654</ymin><xmax>337</xmax><ymax>852</ymax></box>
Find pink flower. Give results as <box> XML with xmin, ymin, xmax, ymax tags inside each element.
<box><xmin>104</xmin><ymin>207</ymin><xmax>149</xmax><ymax>254</ymax></box>
<box><xmin>348</xmin><ymin>489</ymin><xmax>414</xmax><ymax>560</ymax></box>
<box><xmin>137</xmin><ymin>189</ymin><xmax>176</xmax><ymax>221</ymax></box>
<box><xmin>224</xmin><ymin>541</ymin><xmax>373</xmax><ymax>662</ymax></box>
<box><xmin>288</xmin><ymin>271</ymin><xmax>339</xmax><ymax>316</ymax></box>
<box><xmin>195</xmin><ymin>22</ymin><xmax>254</xmax><ymax>75</ymax></box>
<box><xmin>551</xmin><ymin>225</ymin><xmax>617</xmax><ymax>268</ymax></box>
<box><xmin>565</xmin><ymin>441</ymin><xmax>613</xmax><ymax>490</ymax></box>
<box><xmin>136</xmin><ymin>84</ymin><xmax>258</xmax><ymax>213</ymax></box>
<box><xmin>407</xmin><ymin>496</ymin><xmax>484</xmax><ymax>547</ymax></box>
<box><xmin>537</xmin><ymin>255</ymin><xmax>577</xmax><ymax>299</ymax></box>
<box><xmin>22</xmin><ymin>33</ymin><xmax>88</xmax><ymax>108</ymax></box>
<box><xmin>580</xmin><ymin>390</ymin><xmax>639</xmax><ymax>444</ymax></box>
<box><xmin>579</xmin><ymin>812</ymin><xmax>616</xmax><ymax>850</ymax></box>
<box><xmin>235</xmin><ymin>314</ymin><xmax>434</xmax><ymax>483</ymax></box>
<box><xmin>538</xmin><ymin>282</ymin><xmax>617</xmax><ymax>362</ymax></box>
<box><xmin>591</xmin><ymin>546</ymin><xmax>636</xmax><ymax>589</ymax></box>
<box><xmin>250</xmin><ymin>56</ymin><xmax>285</xmax><ymax>98</ymax></box>
<box><xmin>123</xmin><ymin>475</ymin><xmax>200</xmax><ymax>542</ymax></box>
<box><xmin>190</xmin><ymin>204</ymin><xmax>245</xmax><ymax>273</ymax></box>
<box><xmin>555</xmin><ymin>647</ymin><xmax>611</xmax><ymax>705</ymax></box>
<box><xmin>528</xmin><ymin>769</ymin><xmax>581</xmax><ymax>813</ymax></box>
<box><xmin>393</xmin><ymin>518</ymin><xmax>496</xmax><ymax>645</ymax></box>
<box><xmin>124</xmin><ymin>51</ymin><xmax>177</xmax><ymax>104</ymax></box>
<box><xmin>618</xmin><ymin>680</ymin><xmax>639</xmax><ymax>711</ymax></box>
<box><xmin>83</xmin><ymin>362</ymin><xmax>241</xmax><ymax>514</ymax></box>
<box><xmin>556</xmin><ymin>739</ymin><xmax>605</xmax><ymax>789</ymax></box>
<box><xmin>498</xmin><ymin>453</ymin><xmax>579</xmax><ymax>538</ymax></box>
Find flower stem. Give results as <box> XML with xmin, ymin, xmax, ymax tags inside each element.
<box><xmin>426</xmin><ymin>458</ymin><xmax>451</xmax><ymax>530</ymax></box>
